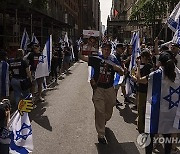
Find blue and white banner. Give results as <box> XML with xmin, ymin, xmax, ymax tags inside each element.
<box><xmin>114</xmin><ymin>73</ymin><xmax>124</xmax><ymax>86</ymax></box>
<box><xmin>20</xmin><ymin>28</ymin><xmax>30</xmax><ymax>51</ymax></box>
<box><xmin>59</xmin><ymin>37</ymin><xmax>63</xmax><ymax>44</ymax></box>
<box><xmin>35</xmin><ymin>35</ymin><xmax>52</xmax><ymax>79</ymax></box>
<box><xmin>129</xmin><ymin>31</ymin><xmax>140</xmax><ymax>72</ymax></box>
<box><xmin>64</xmin><ymin>32</ymin><xmax>69</xmax><ymax>47</ymax></box>
<box><xmin>126</xmin><ymin>31</ymin><xmax>140</xmax><ymax>96</ymax></box>
<box><xmin>31</xmin><ymin>33</ymin><xmax>39</xmax><ymax>44</ymax></box>
<box><xmin>9</xmin><ymin>111</ymin><xmax>33</xmax><ymax>154</ymax></box>
<box><xmin>172</xmin><ymin>16</ymin><xmax>180</xmax><ymax>45</ymax></box>
<box><xmin>145</xmin><ymin>67</ymin><xmax>180</xmax><ymax>134</ymax></box>
<box><xmin>0</xmin><ymin>61</ymin><xmax>9</xmax><ymax>97</ymax></box>
<box><xmin>167</xmin><ymin>2</ymin><xmax>180</xmax><ymax>32</ymax></box>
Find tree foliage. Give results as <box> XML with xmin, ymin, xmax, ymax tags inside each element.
<box><xmin>130</xmin><ymin>0</ymin><xmax>179</xmax><ymax>24</ymax></box>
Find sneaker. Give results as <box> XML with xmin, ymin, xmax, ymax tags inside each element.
<box><xmin>116</xmin><ymin>99</ymin><xmax>123</xmax><ymax>106</ymax></box>
<box><xmin>98</xmin><ymin>137</ymin><xmax>107</xmax><ymax>144</ymax></box>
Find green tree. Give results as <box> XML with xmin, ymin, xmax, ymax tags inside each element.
<box><xmin>130</xmin><ymin>0</ymin><xmax>179</xmax><ymax>39</ymax></box>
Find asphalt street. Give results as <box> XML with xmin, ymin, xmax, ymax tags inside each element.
<box><xmin>30</xmin><ymin>61</ymin><xmax>144</xmax><ymax>154</ymax></box>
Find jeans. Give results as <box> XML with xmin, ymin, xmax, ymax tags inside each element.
<box><xmin>11</xmin><ymin>78</ymin><xmax>30</xmax><ymax>106</ymax></box>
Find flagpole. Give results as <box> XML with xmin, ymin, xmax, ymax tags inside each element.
<box><xmin>157</xmin><ymin>22</ymin><xmax>167</xmax><ymax>38</ymax></box>
<box><xmin>31</xmin><ymin>14</ymin><xmax>33</xmax><ymax>36</ymax></box>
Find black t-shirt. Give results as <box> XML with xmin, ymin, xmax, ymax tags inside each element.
<box><xmin>138</xmin><ymin>63</ymin><xmax>152</xmax><ymax>93</ymax></box>
<box><xmin>27</xmin><ymin>52</ymin><xmax>41</xmax><ymax>71</ymax></box>
<box><xmin>88</xmin><ymin>55</ymin><xmax>119</xmax><ymax>89</ymax></box>
<box><xmin>9</xmin><ymin>58</ymin><xmax>28</xmax><ymax>79</ymax></box>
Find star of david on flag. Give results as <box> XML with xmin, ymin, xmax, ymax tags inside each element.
<box><xmin>38</xmin><ymin>55</ymin><xmax>46</xmax><ymax>64</ymax></box>
<box><xmin>35</xmin><ymin>35</ymin><xmax>52</xmax><ymax>79</ymax></box>
<box><xmin>164</xmin><ymin>86</ymin><xmax>180</xmax><ymax>110</ymax></box>
<box><xmin>145</xmin><ymin>68</ymin><xmax>180</xmax><ymax>134</ymax></box>
<box><xmin>9</xmin><ymin>111</ymin><xmax>33</xmax><ymax>154</ymax></box>
<box><xmin>15</xmin><ymin>123</ymin><xmax>32</xmax><ymax>141</ymax></box>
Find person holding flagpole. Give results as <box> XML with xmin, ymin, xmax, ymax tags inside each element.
<box><xmin>79</xmin><ymin>42</ymin><xmax>124</xmax><ymax>144</ymax></box>
<box><xmin>137</xmin><ymin>51</ymin><xmax>180</xmax><ymax>154</ymax></box>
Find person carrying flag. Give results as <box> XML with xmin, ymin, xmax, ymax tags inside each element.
<box><xmin>79</xmin><ymin>42</ymin><xmax>124</xmax><ymax>144</ymax></box>
<box><xmin>137</xmin><ymin>51</ymin><xmax>180</xmax><ymax>154</ymax></box>
<box><xmin>27</xmin><ymin>43</ymin><xmax>44</xmax><ymax>102</ymax></box>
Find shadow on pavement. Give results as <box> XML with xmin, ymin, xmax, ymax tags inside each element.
<box><xmin>65</xmin><ymin>70</ymin><xmax>72</xmax><ymax>76</ymax></box>
<box><xmin>95</xmin><ymin>128</ymin><xmax>140</xmax><ymax>154</ymax></box>
<box><xmin>116</xmin><ymin>103</ymin><xmax>137</xmax><ymax>125</ymax></box>
<box><xmin>29</xmin><ymin>101</ymin><xmax>52</xmax><ymax>131</ymax></box>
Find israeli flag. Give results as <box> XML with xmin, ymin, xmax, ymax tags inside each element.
<box><xmin>172</xmin><ymin>16</ymin><xmax>180</xmax><ymax>45</ymax></box>
<box><xmin>20</xmin><ymin>28</ymin><xmax>30</xmax><ymax>51</ymax></box>
<box><xmin>35</xmin><ymin>35</ymin><xmax>52</xmax><ymax>79</ymax></box>
<box><xmin>114</xmin><ymin>73</ymin><xmax>124</xmax><ymax>86</ymax></box>
<box><xmin>129</xmin><ymin>31</ymin><xmax>140</xmax><ymax>72</ymax></box>
<box><xmin>0</xmin><ymin>61</ymin><xmax>9</xmax><ymax>98</ymax></box>
<box><xmin>59</xmin><ymin>37</ymin><xmax>63</xmax><ymax>44</ymax></box>
<box><xmin>145</xmin><ymin>67</ymin><xmax>180</xmax><ymax>134</ymax></box>
<box><xmin>31</xmin><ymin>33</ymin><xmax>39</xmax><ymax>44</ymax></box>
<box><xmin>77</xmin><ymin>37</ymin><xmax>83</xmax><ymax>51</ymax></box>
<box><xmin>126</xmin><ymin>31</ymin><xmax>140</xmax><ymax>96</ymax></box>
<box><xmin>9</xmin><ymin>111</ymin><xmax>33</xmax><ymax>153</ymax></box>
<box><xmin>167</xmin><ymin>2</ymin><xmax>180</xmax><ymax>32</ymax></box>
<box><xmin>64</xmin><ymin>32</ymin><xmax>69</xmax><ymax>47</ymax></box>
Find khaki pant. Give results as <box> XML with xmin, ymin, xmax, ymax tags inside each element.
<box><xmin>92</xmin><ymin>87</ymin><xmax>116</xmax><ymax>137</ymax></box>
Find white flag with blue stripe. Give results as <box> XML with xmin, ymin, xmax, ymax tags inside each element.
<box><xmin>59</xmin><ymin>37</ymin><xmax>63</xmax><ymax>44</ymax></box>
<box><xmin>172</xmin><ymin>16</ymin><xmax>180</xmax><ymax>45</ymax></box>
<box><xmin>126</xmin><ymin>32</ymin><xmax>140</xmax><ymax>96</ymax></box>
<box><xmin>9</xmin><ymin>111</ymin><xmax>33</xmax><ymax>154</ymax></box>
<box><xmin>0</xmin><ymin>61</ymin><xmax>9</xmax><ymax>97</ymax></box>
<box><xmin>31</xmin><ymin>33</ymin><xmax>39</xmax><ymax>44</ymax></box>
<box><xmin>20</xmin><ymin>28</ymin><xmax>30</xmax><ymax>51</ymax></box>
<box><xmin>129</xmin><ymin>31</ymin><xmax>140</xmax><ymax>72</ymax></box>
<box><xmin>145</xmin><ymin>67</ymin><xmax>180</xmax><ymax>134</ymax></box>
<box><xmin>64</xmin><ymin>32</ymin><xmax>69</xmax><ymax>47</ymax></box>
<box><xmin>35</xmin><ymin>35</ymin><xmax>52</xmax><ymax>79</ymax></box>
<box><xmin>167</xmin><ymin>2</ymin><xmax>180</xmax><ymax>32</ymax></box>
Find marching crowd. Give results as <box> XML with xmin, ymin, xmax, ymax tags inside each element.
<box><xmin>0</xmin><ymin>34</ymin><xmax>180</xmax><ymax>153</ymax></box>
<box><xmin>80</xmin><ymin>36</ymin><xmax>180</xmax><ymax>154</ymax></box>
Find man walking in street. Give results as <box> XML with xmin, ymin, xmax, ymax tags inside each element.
<box><xmin>79</xmin><ymin>42</ymin><xmax>124</xmax><ymax>144</ymax></box>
